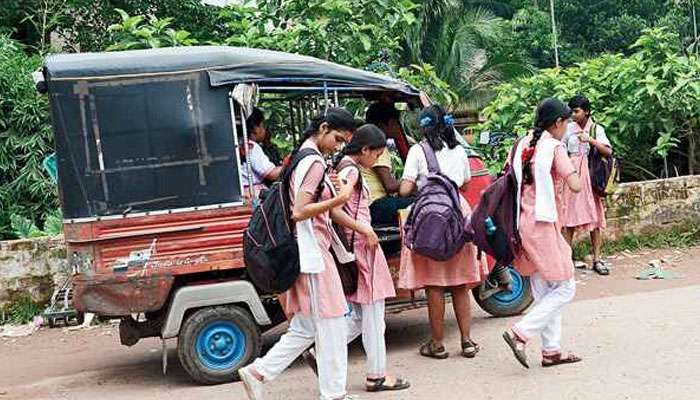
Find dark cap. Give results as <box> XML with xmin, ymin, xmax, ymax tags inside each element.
<box><xmin>534</xmin><ymin>98</ymin><xmax>571</xmax><ymax>129</ymax></box>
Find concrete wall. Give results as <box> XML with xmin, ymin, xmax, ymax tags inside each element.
<box><xmin>0</xmin><ymin>237</ymin><xmax>69</xmax><ymax>308</ymax></box>
<box><xmin>604</xmin><ymin>175</ymin><xmax>700</xmax><ymax>240</ymax></box>
<box><xmin>2</xmin><ymin>176</ymin><xmax>700</xmax><ymax>307</ymax></box>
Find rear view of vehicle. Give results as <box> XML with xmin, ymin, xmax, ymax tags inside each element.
<box><xmin>42</xmin><ymin>48</ymin><xmax>279</xmax><ymax>384</ymax></box>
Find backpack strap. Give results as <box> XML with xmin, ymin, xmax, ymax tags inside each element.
<box><xmin>335</xmin><ymin>159</ymin><xmax>363</xmax><ymax>248</ymax></box>
<box><xmin>420</xmin><ymin>141</ymin><xmax>441</xmax><ymax>174</ymax></box>
<box><xmin>336</xmin><ymin>158</ymin><xmax>363</xmax><ymax>191</ymax></box>
<box><xmin>283</xmin><ymin>147</ymin><xmax>325</xmax><ymax>202</ymax></box>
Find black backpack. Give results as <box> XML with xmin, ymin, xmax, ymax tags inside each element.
<box><xmin>243</xmin><ymin>148</ymin><xmax>322</xmax><ymax>294</ymax></box>
<box><xmin>470</xmin><ymin>140</ymin><xmax>522</xmax><ymax>267</ymax></box>
<box><xmin>587</xmin><ymin>123</ymin><xmax>620</xmax><ymax>198</ymax></box>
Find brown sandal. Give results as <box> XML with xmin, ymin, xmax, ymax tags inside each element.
<box><xmin>461</xmin><ymin>338</ymin><xmax>481</xmax><ymax>358</ymax></box>
<box><xmin>502</xmin><ymin>330</ymin><xmax>529</xmax><ymax>369</ymax></box>
<box><xmin>542</xmin><ymin>352</ymin><xmax>582</xmax><ymax>367</ymax></box>
<box><xmin>419</xmin><ymin>341</ymin><xmax>449</xmax><ymax>359</ymax></box>
<box><xmin>366</xmin><ymin>376</ymin><xmax>411</xmax><ymax>392</ymax></box>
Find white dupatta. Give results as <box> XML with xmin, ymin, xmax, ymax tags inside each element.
<box><xmin>512</xmin><ymin>131</ymin><xmax>561</xmax><ymax>226</ymax></box>
<box><xmin>292</xmin><ymin>149</ymin><xmax>354</xmax><ymax>274</ymax></box>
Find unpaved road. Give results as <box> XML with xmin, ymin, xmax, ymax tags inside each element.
<box><xmin>2</xmin><ymin>247</ymin><xmax>699</xmax><ymax>400</ymax></box>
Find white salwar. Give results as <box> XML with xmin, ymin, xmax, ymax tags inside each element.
<box><xmin>512</xmin><ymin>272</ymin><xmax>576</xmax><ymax>355</ymax></box>
<box><xmin>252</xmin><ymin>275</ymin><xmax>349</xmax><ymax>400</ymax></box>
<box><xmin>346</xmin><ymin>301</ymin><xmax>388</xmax><ymax>379</ymax></box>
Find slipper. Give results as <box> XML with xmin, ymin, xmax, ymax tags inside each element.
<box><xmin>502</xmin><ymin>331</ymin><xmax>529</xmax><ymax>369</ymax></box>
<box><xmin>419</xmin><ymin>341</ymin><xmax>449</xmax><ymax>359</ymax></box>
<box><xmin>592</xmin><ymin>261</ymin><xmax>610</xmax><ymax>276</ymax></box>
<box><xmin>366</xmin><ymin>376</ymin><xmax>411</xmax><ymax>392</ymax></box>
<box><xmin>542</xmin><ymin>352</ymin><xmax>582</xmax><ymax>367</ymax></box>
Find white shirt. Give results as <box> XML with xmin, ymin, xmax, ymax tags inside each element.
<box><xmin>240</xmin><ymin>141</ymin><xmax>276</xmax><ymax>187</ymax></box>
<box><xmin>564</xmin><ymin>121</ymin><xmax>612</xmax><ymax>156</ymax></box>
<box><xmin>402</xmin><ymin>142</ymin><xmax>471</xmax><ymax>187</ymax></box>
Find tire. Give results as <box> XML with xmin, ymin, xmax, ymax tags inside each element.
<box><xmin>473</xmin><ymin>267</ymin><xmax>534</xmax><ymax>317</ymax></box>
<box><xmin>177</xmin><ymin>305</ymin><xmax>261</xmax><ymax>385</ymax></box>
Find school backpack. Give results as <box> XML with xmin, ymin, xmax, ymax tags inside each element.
<box><xmin>403</xmin><ymin>142</ymin><xmax>470</xmax><ymax>261</ymax></box>
<box><xmin>588</xmin><ymin>123</ymin><xmax>620</xmax><ymax>197</ymax></box>
<box><xmin>243</xmin><ymin>148</ymin><xmax>321</xmax><ymax>294</ymax></box>
<box><xmin>470</xmin><ymin>140</ymin><xmax>522</xmax><ymax>266</ymax></box>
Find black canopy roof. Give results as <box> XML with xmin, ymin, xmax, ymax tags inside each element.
<box><xmin>43</xmin><ymin>46</ymin><xmax>419</xmax><ymax>96</ymax></box>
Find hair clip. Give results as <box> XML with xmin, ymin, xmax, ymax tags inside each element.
<box><xmin>419</xmin><ymin>116</ymin><xmax>434</xmax><ymax>128</ymax></box>
<box><xmin>443</xmin><ymin>114</ymin><xmax>455</xmax><ymax>126</ymax></box>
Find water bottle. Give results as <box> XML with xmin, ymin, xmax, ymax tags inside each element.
<box><xmin>485</xmin><ymin>216</ymin><xmax>497</xmax><ymax>236</ymax></box>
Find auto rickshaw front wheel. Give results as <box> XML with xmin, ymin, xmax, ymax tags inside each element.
<box><xmin>178</xmin><ymin>305</ymin><xmax>261</xmax><ymax>385</ymax></box>
<box><xmin>472</xmin><ymin>267</ymin><xmax>534</xmax><ymax>317</ymax></box>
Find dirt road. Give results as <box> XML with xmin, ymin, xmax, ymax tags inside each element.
<box><xmin>2</xmin><ymin>247</ymin><xmax>699</xmax><ymax>400</ymax></box>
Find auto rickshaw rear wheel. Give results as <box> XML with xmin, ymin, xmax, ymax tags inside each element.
<box><xmin>472</xmin><ymin>267</ymin><xmax>534</xmax><ymax>317</ymax></box>
<box><xmin>178</xmin><ymin>305</ymin><xmax>261</xmax><ymax>385</ymax></box>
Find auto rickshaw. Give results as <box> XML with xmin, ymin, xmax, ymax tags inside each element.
<box><xmin>40</xmin><ymin>46</ymin><xmax>532</xmax><ymax>385</ymax></box>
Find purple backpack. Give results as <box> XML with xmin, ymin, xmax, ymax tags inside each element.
<box><xmin>403</xmin><ymin>142</ymin><xmax>469</xmax><ymax>261</ymax></box>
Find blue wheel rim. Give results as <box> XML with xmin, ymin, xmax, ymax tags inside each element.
<box><xmin>195</xmin><ymin>320</ymin><xmax>246</xmax><ymax>371</ymax></box>
<box><xmin>491</xmin><ymin>267</ymin><xmax>526</xmax><ymax>306</ymax></box>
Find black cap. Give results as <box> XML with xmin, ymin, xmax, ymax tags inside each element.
<box><xmin>534</xmin><ymin>98</ymin><xmax>571</xmax><ymax>129</ymax></box>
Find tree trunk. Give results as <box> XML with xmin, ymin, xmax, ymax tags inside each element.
<box><xmin>689</xmin><ymin>131</ymin><xmax>696</xmax><ymax>176</ymax></box>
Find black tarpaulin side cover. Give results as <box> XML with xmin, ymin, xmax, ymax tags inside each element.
<box><xmin>43</xmin><ymin>46</ymin><xmax>419</xmax><ymax>95</ymax></box>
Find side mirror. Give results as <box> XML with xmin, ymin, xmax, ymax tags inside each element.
<box><xmin>32</xmin><ymin>70</ymin><xmax>47</xmax><ymax>94</ymax></box>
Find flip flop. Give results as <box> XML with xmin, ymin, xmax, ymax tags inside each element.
<box><xmin>502</xmin><ymin>331</ymin><xmax>529</xmax><ymax>369</ymax></box>
<box><xmin>366</xmin><ymin>376</ymin><xmax>411</xmax><ymax>392</ymax></box>
<box><xmin>542</xmin><ymin>352</ymin><xmax>582</xmax><ymax>367</ymax></box>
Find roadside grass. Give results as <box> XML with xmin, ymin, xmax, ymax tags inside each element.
<box><xmin>0</xmin><ymin>295</ymin><xmax>43</xmax><ymax>325</ymax></box>
<box><xmin>573</xmin><ymin>223</ymin><xmax>700</xmax><ymax>261</ymax></box>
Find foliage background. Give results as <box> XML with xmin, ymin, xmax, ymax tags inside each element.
<box><xmin>2</xmin><ymin>0</ymin><xmax>700</xmax><ymax>239</ymax></box>
<box><xmin>479</xmin><ymin>28</ymin><xmax>700</xmax><ymax>180</ymax></box>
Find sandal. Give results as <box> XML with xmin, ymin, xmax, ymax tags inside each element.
<box><xmin>419</xmin><ymin>341</ymin><xmax>449</xmax><ymax>359</ymax></box>
<box><xmin>541</xmin><ymin>352</ymin><xmax>582</xmax><ymax>367</ymax></box>
<box><xmin>366</xmin><ymin>376</ymin><xmax>411</xmax><ymax>392</ymax></box>
<box><xmin>461</xmin><ymin>338</ymin><xmax>481</xmax><ymax>358</ymax></box>
<box><xmin>502</xmin><ymin>330</ymin><xmax>529</xmax><ymax>369</ymax></box>
<box><xmin>592</xmin><ymin>261</ymin><xmax>610</xmax><ymax>276</ymax></box>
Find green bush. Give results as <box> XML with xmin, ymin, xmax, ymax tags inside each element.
<box><xmin>0</xmin><ymin>36</ymin><xmax>57</xmax><ymax>239</ymax></box>
<box><xmin>479</xmin><ymin>28</ymin><xmax>700</xmax><ymax>181</ymax></box>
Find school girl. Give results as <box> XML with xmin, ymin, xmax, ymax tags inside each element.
<box><xmin>502</xmin><ymin>98</ymin><xmax>583</xmax><ymax>369</ymax></box>
<box><xmin>335</xmin><ymin>124</ymin><xmax>411</xmax><ymax>392</ymax></box>
<box><xmin>398</xmin><ymin>105</ymin><xmax>485</xmax><ymax>360</ymax></box>
<box><xmin>238</xmin><ymin>107</ymin><xmax>358</xmax><ymax>400</ymax></box>
<box><xmin>561</xmin><ymin>95</ymin><xmax>614</xmax><ymax>275</ymax></box>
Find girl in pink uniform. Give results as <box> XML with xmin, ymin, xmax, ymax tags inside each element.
<box><xmin>337</xmin><ymin>124</ymin><xmax>410</xmax><ymax>392</ymax></box>
<box><xmin>398</xmin><ymin>105</ymin><xmax>485</xmax><ymax>360</ymax></box>
<box><xmin>502</xmin><ymin>98</ymin><xmax>583</xmax><ymax>369</ymax></box>
<box><xmin>239</xmin><ymin>108</ymin><xmax>361</xmax><ymax>400</ymax></box>
<box><xmin>561</xmin><ymin>95</ymin><xmax>614</xmax><ymax>275</ymax></box>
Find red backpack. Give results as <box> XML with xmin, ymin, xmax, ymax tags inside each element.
<box><xmin>470</xmin><ymin>141</ymin><xmax>522</xmax><ymax>266</ymax></box>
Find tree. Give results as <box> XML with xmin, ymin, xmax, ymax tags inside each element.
<box><xmin>0</xmin><ymin>36</ymin><xmax>56</xmax><ymax>238</ymax></box>
<box><xmin>404</xmin><ymin>0</ymin><xmax>533</xmax><ymax>109</ymax></box>
<box><xmin>479</xmin><ymin>28</ymin><xmax>700</xmax><ymax>180</ymax></box>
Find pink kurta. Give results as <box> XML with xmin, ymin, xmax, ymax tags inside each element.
<box><xmin>339</xmin><ymin>158</ymin><xmax>396</xmax><ymax>304</ymax></box>
<box><xmin>398</xmin><ymin>195</ymin><xmax>485</xmax><ymax>290</ymax></box>
<box><xmin>514</xmin><ymin>140</ymin><xmax>577</xmax><ymax>282</ymax></box>
<box><xmin>280</xmin><ymin>142</ymin><xmax>348</xmax><ymax>319</ymax></box>
<box><xmin>562</xmin><ymin>120</ymin><xmax>607</xmax><ymax>231</ymax></box>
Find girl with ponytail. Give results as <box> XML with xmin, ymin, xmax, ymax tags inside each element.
<box><xmin>334</xmin><ymin>124</ymin><xmax>409</xmax><ymax>392</ymax></box>
<box><xmin>398</xmin><ymin>104</ymin><xmax>484</xmax><ymax>360</ymax></box>
<box><xmin>239</xmin><ymin>107</ymin><xmax>359</xmax><ymax>400</ymax></box>
<box><xmin>503</xmin><ymin>98</ymin><xmax>583</xmax><ymax>370</ymax></box>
